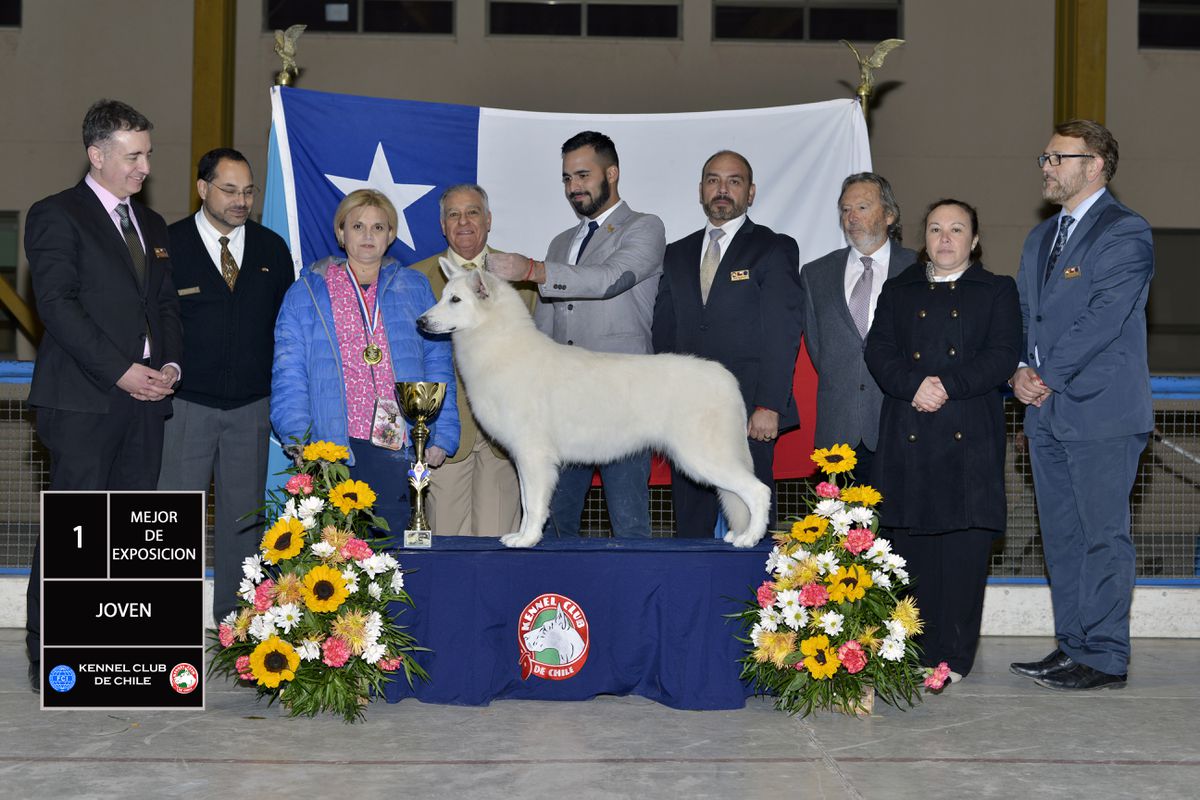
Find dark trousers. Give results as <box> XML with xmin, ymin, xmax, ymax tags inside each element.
<box><xmin>348</xmin><ymin>438</ymin><xmax>413</xmax><ymax>543</ymax></box>
<box><xmin>1029</xmin><ymin>432</ymin><xmax>1147</xmax><ymax>675</ymax></box>
<box><xmin>28</xmin><ymin>397</ymin><xmax>165</xmax><ymax>663</ymax></box>
<box><xmin>672</xmin><ymin>438</ymin><xmax>776</xmax><ymax>538</ymax></box>
<box><xmin>544</xmin><ymin>452</ymin><xmax>651</xmax><ymax>538</ymax></box>
<box><xmin>853</xmin><ymin>442</ymin><xmax>875</xmax><ymax>488</ymax></box>
<box><xmin>887</xmin><ymin>526</ymin><xmax>994</xmax><ymax>676</ymax></box>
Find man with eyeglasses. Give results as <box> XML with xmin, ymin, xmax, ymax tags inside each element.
<box><xmin>158</xmin><ymin>147</ymin><xmax>294</xmax><ymax>626</ymax></box>
<box><xmin>1009</xmin><ymin>120</ymin><xmax>1154</xmax><ymax>692</ymax></box>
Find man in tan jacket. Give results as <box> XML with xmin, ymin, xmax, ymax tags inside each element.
<box><xmin>412</xmin><ymin>184</ymin><xmax>536</xmax><ymax>535</ymax></box>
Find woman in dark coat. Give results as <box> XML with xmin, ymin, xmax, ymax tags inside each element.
<box><xmin>864</xmin><ymin>199</ymin><xmax>1020</xmax><ymax>681</ymax></box>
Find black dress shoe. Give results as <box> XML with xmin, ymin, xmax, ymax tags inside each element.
<box><xmin>1034</xmin><ymin>662</ymin><xmax>1127</xmax><ymax>691</ymax></box>
<box><xmin>1010</xmin><ymin>648</ymin><xmax>1074</xmax><ymax>679</ymax></box>
<box><xmin>28</xmin><ymin>662</ymin><xmax>40</xmax><ymax>694</ymax></box>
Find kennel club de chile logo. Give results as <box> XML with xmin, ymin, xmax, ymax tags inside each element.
<box><xmin>518</xmin><ymin>593</ymin><xmax>590</xmax><ymax>681</ymax></box>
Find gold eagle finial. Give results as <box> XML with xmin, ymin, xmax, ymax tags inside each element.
<box><xmin>840</xmin><ymin>38</ymin><xmax>905</xmax><ymax>124</ymax></box>
<box><xmin>273</xmin><ymin>24</ymin><xmax>306</xmax><ymax>86</ymax></box>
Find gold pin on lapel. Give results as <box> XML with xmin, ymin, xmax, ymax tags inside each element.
<box><xmin>261</xmin><ymin>266</ymin><xmax>271</xmax><ymax>272</ymax></box>
<box><xmin>730</xmin><ymin>269</ymin><xmax>750</xmax><ymax>281</ymax></box>
<box><xmin>1063</xmin><ymin>266</ymin><xmax>1081</xmax><ymax>279</ymax></box>
<box><xmin>153</xmin><ymin>247</ymin><xmax>169</xmax><ymax>258</ymax></box>
<box><xmin>606</xmin><ymin>224</ymin><xmax>615</xmax><ymax>233</ymax></box>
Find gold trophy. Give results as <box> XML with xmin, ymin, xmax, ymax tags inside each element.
<box><xmin>397</xmin><ymin>381</ymin><xmax>446</xmax><ymax>547</ymax></box>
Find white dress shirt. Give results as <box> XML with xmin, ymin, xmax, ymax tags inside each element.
<box><xmin>843</xmin><ymin>238</ymin><xmax>892</xmax><ymax>330</ymax></box>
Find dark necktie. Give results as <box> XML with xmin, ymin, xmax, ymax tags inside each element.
<box><xmin>114</xmin><ymin>203</ymin><xmax>145</xmax><ymax>286</ymax></box>
<box><xmin>1043</xmin><ymin>214</ymin><xmax>1074</xmax><ymax>285</ymax></box>
<box><xmin>219</xmin><ymin>235</ymin><xmax>239</xmax><ymax>290</ymax></box>
<box><xmin>575</xmin><ymin>220</ymin><xmax>600</xmax><ymax>263</ymax></box>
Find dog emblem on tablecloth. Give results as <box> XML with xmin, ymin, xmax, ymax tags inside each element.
<box><xmin>518</xmin><ymin>593</ymin><xmax>590</xmax><ymax>680</ymax></box>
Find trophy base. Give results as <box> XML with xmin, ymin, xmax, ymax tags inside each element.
<box><xmin>403</xmin><ymin>529</ymin><xmax>433</xmax><ymax>549</ymax></box>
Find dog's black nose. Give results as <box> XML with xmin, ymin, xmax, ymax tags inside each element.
<box><xmin>416</xmin><ymin>315</ymin><xmax>429</xmax><ymax>332</ymax></box>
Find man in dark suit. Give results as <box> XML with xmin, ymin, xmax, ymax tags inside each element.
<box><xmin>1009</xmin><ymin>120</ymin><xmax>1154</xmax><ymax>691</ymax></box>
<box><xmin>157</xmin><ymin>148</ymin><xmax>294</xmax><ymax>626</ymax></box>
<box><xmin>798</xmin><ymin>173</ymin><xmax>918</xmax><ymax>480</ymax></box>
<box><xmin>25</xmin><ymin>99</ymin><xmax>182</xmax><ymax>690</ymax></box>
<box><xmin>652</xmin><ymin>150</ymin><xmax>801</xmax><ymax>536</ymax></box>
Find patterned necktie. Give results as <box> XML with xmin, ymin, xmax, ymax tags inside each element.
<box><xmin>218</xmin><ymin>235</ymin><xmax>239</xmax><ymax>290</ymax></box>
<box><xmin>575</xmin><ymin>220</ymin><xmax>600</xmax><ymax>263</ymax></box>
<box><xmin>114</xmin><ymin>203</ymin><xmax>145</xmax><ymax>286</ymax></box>
<box><xmin>1043</xmin><ymin>214</ymin><xmax>1075</xmax><ymax>285</ymax></box>
<box><xmin>699</xmin><ymin>228</ymin><xmax>725</xmax><ymax>304</ymax></box>
<box><xmin>848</xmin><ymin>255</ymin><xmax>874</xmax><ymax>338</ymax></box>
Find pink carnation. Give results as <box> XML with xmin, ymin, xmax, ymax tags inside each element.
<box><xmin>838</xmin><ymin>640</ymin><xmax>868</xmax><ymax>674</ymax></box>
<box><xmin>799</xmin><ymin>582</ymin><xmax>830</xmax><ymax>608</ymax></box>
<box><xmin>924</xmin><ymin>661</ymin><xmax>952</xmax><ymax>690</ymax></box>
<box><xmin>756</xmin><ymin>581</ymin><xmax>777</xmax><ymax>609</ymax></box>
<box><xmin>235</xmin><ymin>655</ymin><xmax>254</xmax><ymax>680</ymax></box>
<box><xmin>253</xmin><ymin>579</ymin><xmax>276</xmax><ymax>612</ymax></box>
<box><xmin>341</xmin><ymin>537</ymin><xmax>373</xmax><ymax>561</ymax></box>
<box><xmin>285</xmin><ymin>473</ymin><xmax>314</xmax><ymax>495</ymax></box>
<box><xmin>322</xmin><ymin>636</ymin><xmax>352</xmax><ymax>668</ymax></box>
<box><xmin>218</xmin><ymin>624</ymin><xmax>234</xmax><ymax>648</ymax></box>
<box><xmin>844</xmin><ymin>528</ymin><xmax>875</xmax><ymax>555</ymax></box>
<box><xmin>815</xmin><ymin>481</ymin><xmax>841</xmax><ymax>499</ymax></box>
<box><xmin>378</xmin><ymin>656</ymin><xmax>404</xmax><ymax>671</ymax></box>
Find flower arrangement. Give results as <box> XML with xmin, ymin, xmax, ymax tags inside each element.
<box><xmin>734</xmin><ymin>444</ymin><xmax>927</xmax><ymax>716</ymax></box>
<box><xmin>209</xmin><ymin>440</ymin><xmax>428</xmax><ymax>722</ymax></box>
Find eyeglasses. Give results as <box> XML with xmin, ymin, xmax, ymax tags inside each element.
<box><xmin>1037</xmin><ymin>153</ymin><xmax>1095</xmax><ymax>168</ymax></box>
<box><xmin>207</xmin><ymin>181</ymin><xmax>257</xmax><ymax>200</ymax></box>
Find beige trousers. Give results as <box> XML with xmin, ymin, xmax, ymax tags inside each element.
<box><xmin>426</xmin><ymin>436</ymin><xmax>522</xmax><ymax>536</ymax></box>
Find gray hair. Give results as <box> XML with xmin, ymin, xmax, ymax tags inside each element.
<box><xmin>439</xmin><ymin>183</ymin><xmax>490</xmax><ymax>217</ymax></box>
<box><xmin>839</xmin><ymin>172</ymin><xmax>902</xmax><ymax>241</ymax></box>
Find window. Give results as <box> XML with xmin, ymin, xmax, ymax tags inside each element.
<box><xmin>0</xmin><ymin>212</ymin><xmax>19</xmax><ymax>357</ymax></box>
<box><xmin>265</xmin><ymin>0</ymin><xmax>454</xmax><ymax>34</ymax></box>
<box><xmin>488</xmin><ymin>1</ymin><xmax>680</xmax><ymax>38</ymax></box>
<box><xmin>1147</xmin><ymin>229</ymin><xmax>1200</xmax><ymax>372</ymax></box>
<box><xmin>1140</xmin><ymin>1</ymin><xmax>1200</xmax><ymax>49</ymax></box>
<box><xmin>713</xmin><ymin>1</ymin><xmax>901</xmax><ymax>42</ymax></box>
<box><xmin>0</xmin><ymin>0</ymin><xmax>19</xmax><ymax>27</ymax></box>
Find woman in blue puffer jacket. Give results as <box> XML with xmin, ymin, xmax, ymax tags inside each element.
<box><xmin>271</xmin><ymin>189</ymin><xmax>458</xmax><ymax>533</ymax></box>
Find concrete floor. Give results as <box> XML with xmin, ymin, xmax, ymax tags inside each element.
<box><xmin>1</xmin><ymin>629</ymin><xmax>1197</xmax><ymax>800</ymax></box>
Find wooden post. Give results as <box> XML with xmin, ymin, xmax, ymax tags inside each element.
<box><xmin>190</xmin><ymin>0</ymin><xmax>237</xmax><ymax>212</ymax></box>
<box><xmin>1055</xmin><ymin>0</ymin><xmax>1107</xmax><ymax>124</ymax></box>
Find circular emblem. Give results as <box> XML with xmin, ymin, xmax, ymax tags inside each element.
<box><xmin>517</xmin><ymin>593</ymin><xmax>590</xmax><ymax>681</ymax></box>
<box><xmin>48</xmin><ymin>665</ymin><xmax>76</xmax><ymax>693</ymax></box>
<box><xmin>169</xmin><ymin>663</ymin><xmax>200</xmax><ymax>694</ymax></box>
<box><xmin>363</xmin><ymin>343</ymin><xmax>383</xmax><ymax>365</ymax></box>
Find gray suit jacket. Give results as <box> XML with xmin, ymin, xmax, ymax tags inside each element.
<box><xmin>799</xmin><ymin>242</ymin><xmax>917</xmax><ymax>451</ymax></box>
<box><xmin>534</xmin><ymin>201</ymin><xmax>666</xmax><ymax>355</ymax></box>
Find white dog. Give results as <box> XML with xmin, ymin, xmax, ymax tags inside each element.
<box><xmin>417</xmin><ymin>258</ymin><xmax>771</xmax><ymax>549</ymax></box>
<box><xmin>522</xmin><ymin>609</ymin><xmax>586</xmax><ymax>663</ymax></box>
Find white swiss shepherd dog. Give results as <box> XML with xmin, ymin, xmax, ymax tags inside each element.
<box><xmin>417</xmin><ymin>257</ymin><xmax>771</xmax><ymax>549</ymax></box>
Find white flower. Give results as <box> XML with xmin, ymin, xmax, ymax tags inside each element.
<box><xmin>357</xmin><ymin>553</ymin><xmax>394</xmax><ymax>579</ymax></box>
<box><xmin>341</xmin><ymin>565</ymin><xmax>359</xmax><ymax>593</ymax></box>
<box><xmin>830</xmin><ymin>509</ymin><xmax>854</xmax><ymax>533</ymax></box>
<box><xmin>296</xmin><ymin>496</ymin><xmax>325</xmax><ymax>529</ymax></box>
<box><xmin>361</xmin><ymin>642</ymin><xmax>386</xmax><ymax>665</ymax></box>
<box><xmin>783</xmin><ymin>606</ymin><xmax>809</xmax><ymax>630</ymax></box>
<box><xmin>871</xmin><ymin>569</ymin><xmax>893</xmax><ymax>589</ymax></box>
<box><xmin>866</xmin><ymin>539</ymin><xmax>893</xmax><ymax>563</ymax></box>
<box><xmin>885</xmin><ymin>553</ymin><xmax>907</xmax><ymax>572</ymax></box>
<box><xmin>238</xmin><ymin>579</ymin><xmax>256</xmax><ymax>603</ymax></box>
<box><xmin>368</xmin><ymin>582</ymin><xmax>382</xmax><ymax>600</ymax></box>
<box><xmin>879</xmin><ymin>636</ymin><xmax>905</xmax><ymax>662</ymax></box>
<box><xmin>749</xmin><ymin>624</ymin><xmax>766</xmax><ymax>646</ymax></box>
<box><xmin>818</xmin><ymin>610</ymin><xmax>845</xmax><ymax>636</ymax></box>
<box><xmin>758</xmin><ymin>607</ymin><xmax>782</xmax><ymax>632</ymax></box>
<box><xmin>775</xmin><ymin>589</ymin><xmax>801</xmax><ymax>612</ymax></box>
<box><xmin>765</xmin><ymin>548</ymin><xmax>785</xmax><ymax>573</ymax></box>
<box><xmin>886</xmin><ymin>619</ymin><xmax>908</xmax><ymax>640</ymax></box>
<box><xmin>892</xmin><ymin>566</ymin><xmax>910</xmax><ymax>584</ymax></box>
<box><xmin>310</xmin><ymin>541</ymin><xmax>335</xmax><ymax>558</ymax></box>
<box><xmin>268</xmin><ymin>603</ymin><xmax>301</xmax><ymax>633</ymax></box>
<box><xmin>221</xmin><ymin>610</ymin><xmax>238</xmax><ymax>627</ymax></box>
<box><xmin>848</xmin><ymin>507</ymin><xmax>875</xmax><ymax>526</ymax></box>
<box><xmin>815</xmin><ymin>551</ymin><xmax>838</xmax><ymax>575</ymax></box>
<box><xmin>390</xmin><ymin>570</ymin><xmax>405</xmax><ymax>592</ymax></box>
<box><xmin>297</xmin><ymin>639</ymin><xmax>321</xmax><ymax>661</ymax></box>
<box><xmin>772</xmin><ymin>554</ymin><xmax>797</xmax><ymax>580</ymax></box>
<box><xmin>279</xmin><ymin>498</ymin><xmax>299</xmax><ymax>521</ymax></box>
<box><xmin>241</xmin><ymin>555</ymin><xmax>265</xmax><ymax>583</ymax></box>
<box><xmin>814</xmin><ymin>499</ymin><xmax>845</xmax><ymax>519</ymax></box>
<box><xmin>365</xmin><ymin>611</ymin><xmax>384</xmax><ymax>643</ymax></box>
<box><xmin>248</xmin><ymin>613</ymin><xmax>276</xmax><ymax>642</ymax></box>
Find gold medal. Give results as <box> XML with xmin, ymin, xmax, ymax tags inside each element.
<box><xmin>363</xmin><ymin>343</ymin><xmax>383</xmax><ymax>365</ymax></box>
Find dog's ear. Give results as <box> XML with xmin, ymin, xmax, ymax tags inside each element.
<box><xmin>439</xmin><ymin>256</ymin><xmax>467</xmax><ymax>280</ymax></box>
<box><xmin>466</xmin><ymin>269</ymin><xmax>491</xmax><ymax>301</ymax></box>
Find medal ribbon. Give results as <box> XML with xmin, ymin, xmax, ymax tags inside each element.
<box><xmin>343</xmin><ymin>262</ymin><xmax>381</xmax><ymax>344</ymax></box>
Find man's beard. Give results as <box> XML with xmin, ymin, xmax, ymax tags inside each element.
<box><xmin>570</xmin><ymin>177</ymin><xmax>611</xmax><ymax>218</ymax></box>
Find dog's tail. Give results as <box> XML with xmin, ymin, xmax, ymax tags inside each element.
<box><xmin>717</xmin><ymin>488</ymin><xmax>751</xmax><ymax>535</ymax></box>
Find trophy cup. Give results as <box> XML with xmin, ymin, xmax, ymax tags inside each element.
<box><xmin>397</xmin><ymin>381</ymin><xmax>446</xmax><ymax>548</ymax></box>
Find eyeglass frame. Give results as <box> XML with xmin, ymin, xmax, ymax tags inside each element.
<box><xmin>206</xmin><ymin>181</ymin><xmax>258</xmax><ymax>200</ymax></box>
<box><xmin>1037</xmin><ymin>153</ymin><xmax>1095</xmax><ymax>168</ymax></box>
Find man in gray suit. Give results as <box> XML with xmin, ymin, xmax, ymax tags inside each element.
<box><xmin>487</xmin><ymin>131</ymin><xmax>666</xmax><ymax>537</ymax></box>
<box><xmin>798</xmin><ymin>173</ymin><xmax>917</xmax><ymax>480</ymax></box>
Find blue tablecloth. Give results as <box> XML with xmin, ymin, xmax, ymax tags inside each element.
<box><xmin>382</xmin><ymin>536</ymin><xmax>772</xmax><ymax>710</ymax></box>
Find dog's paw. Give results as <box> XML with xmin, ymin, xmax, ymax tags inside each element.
<box><xmin>722</xmin><ymin>531</ymin><xmax>738</xmax><ymax>545</ymax></box>
<box><xmin>726</xmin><ymin>530</ymin><xmax>765</xmax><ymax>548</ymax></box>
<box><xmin>501</xmin><ymin>531</ymin><xmax>541</xmax><ymax>548</ymax></box>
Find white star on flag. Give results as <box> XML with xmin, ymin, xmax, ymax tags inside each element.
<box><xmin>324</xmin><ymin>142</ymin><xmax>435</xmax><ymax>250</ymax></box>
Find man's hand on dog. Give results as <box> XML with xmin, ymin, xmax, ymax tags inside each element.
<box><xmin>486</xmin><ymin>252</ymin><xmax>544</xmax><ymax>284</ymax></box>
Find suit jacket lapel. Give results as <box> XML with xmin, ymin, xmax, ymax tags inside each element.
<box><xmin>826</xmin><ymin>248</ymin><xmax>866</xmax><ymax>340</ymax></box>
<box><xmin>76</xmin><ymin>183</ymin><xmax>144</xmax><ymax>289</ymax></box>
<box><xmin>578</xmin><ymin>202</ymin><xmax>632</xmax><ymax>264</ymax></box>
<box><xmin>705</xmin><ymin>219</ymin><xmax>755</xmax><ymax>305</ymax></box>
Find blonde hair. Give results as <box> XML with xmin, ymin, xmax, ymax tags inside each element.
<box><xmin>333</xmin><ymin>189</ymin><xmax>398</xmax><ymax>246</ymax></box>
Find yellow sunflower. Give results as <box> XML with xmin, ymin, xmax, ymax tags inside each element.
<box><xmin>891</xmin><ymin>596</ymin><xmax>924</xmax><ymax>637</ymax></box>
<box><xmin>826</xmin><ymin>563</ymin><xmax>874</xmax><ymax>603</ymax></box>
<box><xmin>261</xmin><ymin>517</ymin><xmax>305</xmax><ymax>564</ymax></box>
<box><xmin>790</xmin><ymin>515</ymin><xmax>829</xmax><ymax>545</ymax></box>
<box><xmin>249</xmin><ymin>635</ymin><xmax>300</xmax><ymax>688</ymax></box>
<box><xmin>752</xmin><ymin>630</ymin><xmax>797</xmax><ymax>669</ymax></box>
<box><xmin>811</xmin><ymin>444</ymin><xmax>857</xmax><ymax>475</ymax></box>
<box><xmin>840</xmin><ymin>485</ymin><xmax>883</xmax><ymax>506</ymax></box>
<box><xmin>329</xmin><ymin>480</ymin><xmax>377</xmax><ymax>515</ymax></box>
<box><xmin>302</xmin><ymin>564</ymin><xmax>350</xmax><ymax>613</ymax></box>
<box><xmin>800</xmin><ymin>634</ymin><xmax>842</xmax><ymax>680</ymax></box>
<box><xmin>303</xmin><ymin>440</ymin><xmax>349</xmax><ymax>463</ymax></box>
<box><xmin>331</xmin><ymin>609</ymin><xmax>372</xmax><ymax>655</ymax></box>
